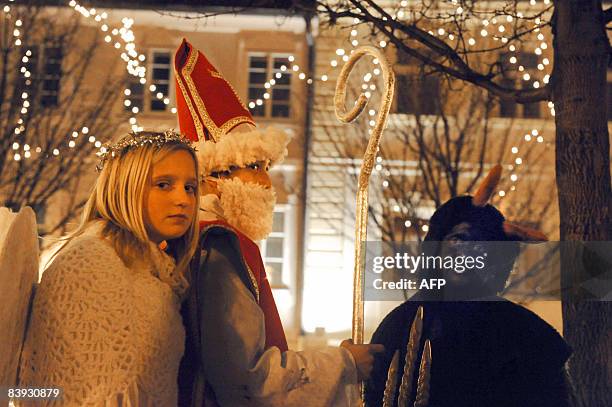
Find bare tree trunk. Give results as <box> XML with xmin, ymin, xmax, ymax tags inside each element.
<box><xmin>552</xmin><ymin>1</ymin><xmax>612</xmax><ymax>405</ymax></box>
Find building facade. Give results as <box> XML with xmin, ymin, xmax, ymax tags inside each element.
<box><xmin>10</xmin><ymin>1</ymin><xmax>610</xmax><ymax>347</ymax></box>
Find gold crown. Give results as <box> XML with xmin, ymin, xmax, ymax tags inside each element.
<box><xmin>96</xmin><ymin>130</ymin><xmax>194</xmax><ymax>172</ymax></box>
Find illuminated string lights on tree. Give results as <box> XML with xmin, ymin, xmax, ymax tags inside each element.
<box><xmin>11</xmin><ymin>36</ymin><xmax>30</xmax><ymax>160</ymax></box>
<box><xmin>67</xmin><ymin>1</ymin><xmax>310</xmax><ymax>136</ymax></box>
<box><xmin>67</xmin><ymin>0</ymin><xmax>151</xmax><ymax>135</ymax></box>
<box><xmin>8</xmin><ymin>0</ymin><xmax>554</xmax><ymax>187</ymax></box>
<box><xmin>67</xmin><ymin>0</ymin><xmax>182</xmax><ymax>154</ymax></box>
<box><xmin>3</xmin><ymin>2</ymin><xmax>33</xmax><ymax>162</ymax></box>
<box><xmin>247</xmin><ymin>55</ymin><xmax>311</xmax><ymax>111</ymax></box>
<box><xmin>4</xmin><ymin>2</ymin><xmax>104</xmax><ymax>161</ymax></box>
<box><xmin>317</xmin><ymin>0</ymin><xmax>555</xmax><ymax>201</ymax></box>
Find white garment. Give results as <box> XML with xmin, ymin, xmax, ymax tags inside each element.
<box><xmin>192</xmin><ymin>195</ymin><xmax>359</xmax><ymax>406</ymax></box>
<box><xmin>0</xmin><ymin>207</ymin><xmax>38</xmax><ymax>390</ymax></box>
<box><xmin>19</xmin><ymin>223</ymin><xmax>186</xmax><ymax>406</ymax></box>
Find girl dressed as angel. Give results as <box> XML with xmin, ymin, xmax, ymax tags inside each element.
<box><xmin>19</xmin><ymin>131</ymin><xmax>200</xmax><ymax>406</ymax></box>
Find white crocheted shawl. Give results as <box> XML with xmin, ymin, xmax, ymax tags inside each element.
<box><xmin>19</xmin><ymin>223</ymin><xmax>186</xmax><ymax>406</ymax></box>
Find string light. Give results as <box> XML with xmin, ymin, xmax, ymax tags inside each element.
<box><xmin>8</xmin><ymin>1</ymin><xmax>554</xmax><ymax>172</ymax></box>
<box><xmin>307</xmin><ymin>2</ymin><xmax>554</xmax><ymax>199</ymax></box>
<box><xmin>65</xmin><ymin>1</ymin><xmax>166</xmax><ymax>137</ymax></box>
<box><xmin>247</xmin><ymin>58</ymin><xmax>311</xmax><ymax>111</ymax></box>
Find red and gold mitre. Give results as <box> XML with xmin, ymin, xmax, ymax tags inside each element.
<box><xmin>174</xmin><ymin>38</ymin><xmax>289</xmax><ymax>175</ymax></box>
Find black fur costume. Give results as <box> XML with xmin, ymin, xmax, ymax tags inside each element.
<box><xmin>365</xmin><ymin>196</ymin><xmax>572</xmax><ymax>407</ymax></box>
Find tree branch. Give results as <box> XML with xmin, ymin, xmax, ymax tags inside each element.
<box><xmin>319</xmin><ymin>0</ymin><xmax>552</xmax><ymax>103</ymax></box>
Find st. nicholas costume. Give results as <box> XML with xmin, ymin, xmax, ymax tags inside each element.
<box><xmin>174</xmin><ymin>38</ymin><xmax>358</xmax><ymax>407</ymax></box>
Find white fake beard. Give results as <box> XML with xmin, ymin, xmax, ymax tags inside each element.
<box><xmin>217</xmin><ymin>177</ymin><xmax>276</xmax><ymax>242</ymax></box>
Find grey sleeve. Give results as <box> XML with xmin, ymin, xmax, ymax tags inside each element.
<box><xmin>197</xmin><ymin>235</ymin><xmax>358</xmax><ymax>407</ymax></box>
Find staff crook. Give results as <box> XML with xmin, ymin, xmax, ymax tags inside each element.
<box><xmin>334</xmin><ymin>45</ymin><xmax>395</xmax><ymax>344</ymax></box>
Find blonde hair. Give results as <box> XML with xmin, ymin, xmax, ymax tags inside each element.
<box><xmin>56</xmin><ymin>131</ymin><xmax>200</xmax><ymax>278</ymax></box>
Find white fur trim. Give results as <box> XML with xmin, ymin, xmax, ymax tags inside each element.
<box><xmin>196</xmin><ymin>127</ymin><xmax>289</xmax><ymax>174</ymax></box>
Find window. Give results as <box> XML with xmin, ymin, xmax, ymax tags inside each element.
<box><xmin>396</xmin><ymin>73</ymin><xmax>440</xmax><ymax>115</ymax></box>
<box><xmin>41</xmin><ymin>45</ymin><xmax>62</xmax><ymax>107</ymax></box>
<box><xmin>124</xmin><ymin>78</ymin><xmax>144</xmax><ymax>112</ymax></box>
<box><xmin>522</xmin><ymin>99</ymin><xmax>541</xmax><ymax>118</ymax></box>
<box><xmin>124</xmin><ymin>50</ymin><xmax>171</xmax><ymax>113</ymax></box>
<box><xmin>395</xmin><ymin>51</ymin><xmax>440</xmax><ymax>115</ymax></box>
<box><xmin>18</xmin><ymin>44</ymin><xmax>62</xmax><ymax>107</ymax></box>
<box><xmin>248</xmin><ymin>53</ymin><xmax>292</xmax><ymax>118</ymax></box>
<box><xmin>260</xmin><ymin>209</ymin><xmax>287</xmax><ymax>287</ymax></box>
<box><xmin>499</xmin><ymin>77</ymin><xmax>517</xmax><ymax>117</ymax></box>
<box><xmin>498</xmin><ymin>52</ymin><xmax>541</xmax><ymax>118</ymax></box>
<box><xmin>150</xmin><ymin>50</ymin><xmax>171</xmax><ymax>111</ymax></box>
<box><xmin>397</xmin><ymin>48</ymin><xmax>413</xmax><ymax>65</ymax></box>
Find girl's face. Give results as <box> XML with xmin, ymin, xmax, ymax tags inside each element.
<box><xmin>144</xmin><ymin>149</ymin><xmax>198</xmax><ymax>244</ymax></box>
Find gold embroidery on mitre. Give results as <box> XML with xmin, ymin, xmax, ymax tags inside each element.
<box><xmin>209</xmin><ymin>69</ymin><xmax>223</xmax><ymax>79</ymax></box>
<box><xmin>184</xmin><ymin>63</ymin><xmax>255</xmax><ymax>141</ymax></box>
<box><xmin>176</xmin><ymin>50</ymin><xmax>206</xmax><ymax>141</ymax></box>
<box><xmin>219</xmin><ymin>117</ymin><xmax>257</xmax><ymax>136</ymax></box>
